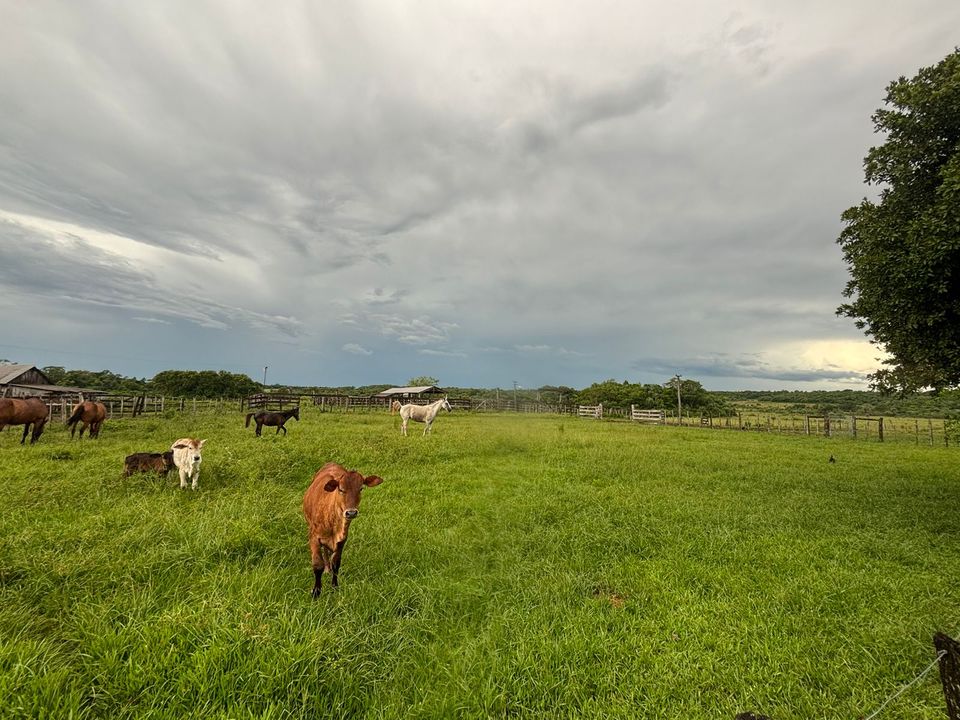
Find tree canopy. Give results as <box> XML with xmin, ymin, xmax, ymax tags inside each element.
<box><xmin>837</xmin><ymin>48</ymin><xmax>960</xmax><ymax>392</ymax></box>
<box><xmin>407</xmin><ymin>376</ymin><xmax>439</xmax><ymax>387</ymax></box>
<box><xmin>149</xmin><ymin>370</ymin><xmax>260</xmax><ymax>398</ymax></box>
<box><xmin>573</xmin><ymin>378</ymin><xmax>733</xmax><ymax>415</ymax></box>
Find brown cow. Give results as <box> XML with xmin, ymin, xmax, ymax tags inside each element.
<box><xmin>123</xmin><ymin>451</ymin><xmax>176</xmax><ymax>478</ymax></box>
<box><xmin>302</xmin><ymin>462</ymin><xmax>383</xmax><ymax>597</ymax></box>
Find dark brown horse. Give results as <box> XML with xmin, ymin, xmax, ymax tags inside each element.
<box><xmin>245</xmin><ymin>406</ymin><xmax>300</xmax><ymax>436</ymax></box>
<box><xmin>0</xmin><ymin>397</ymin><xmax>50</xmax><ymax>444</ymax></box>
<box><xmin>67</xmin><ymin>399</ymin><xmax>107</xmax><ymax>439</ymax></box>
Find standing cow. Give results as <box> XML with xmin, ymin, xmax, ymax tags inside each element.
<box><xmin>302</xmin><ymin>462</ymin><xmax>383</xmax><ymax>597</ymax></box>
<box><xmin>171</xmin><ymin>438</ymin><xmax>206</xmax><ymax>490</ymax></box>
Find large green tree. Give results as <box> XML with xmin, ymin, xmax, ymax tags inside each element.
<box><xmin>837</xmin><ymin>48</ymin><xmax>960</xmax><ymax>392</ymax></box>
<box><xmin>407</xmin><ymin>375</ymin><xmax>439</xmax><ymax>386</ymax></box>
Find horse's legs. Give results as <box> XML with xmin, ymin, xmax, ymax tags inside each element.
<box><xmin>79</xmin><ymin>423</ymin><xmax>87</xmax><ymax>439</ymax></box>
<box><xmin>255</xmin><ymin>421</ymin><xmax>262</xmax><ymax>437</ymax></box>
<box><xmin>279</xmin><ymin>424</ymin><xmax>287</xmax><ymax>435</ymax></box>
<box><xmin>31</xmin><ymin>419</ymin><xmax>46</xmax><ymax>444</ymax></box>
<box><xmin>20</xmin><ymin>423</ymin><xmax>30</xmax><ymax>444</ymax></box>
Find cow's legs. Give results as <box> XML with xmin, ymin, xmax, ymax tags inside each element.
<box><xmin>311</xmin><ymin>541</ymin><xmax>332</xmax><ymax>598</ymax></box>
<box><xmin>330</xmin><ymin>540</ymin><xmax>347</xmax><ymax>588</ymax></box>
<box><xmin>179</xmin><ymin>468</ymin><xmax>189</xmax><ymax>489</ymax></box>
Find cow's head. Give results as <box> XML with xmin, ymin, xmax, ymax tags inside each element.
<box><xmin>173</xmin><ymin>438</ymin><xmax>206</xmax><ymax>464</ymax></box>
<box><xmin>323</xmin><ymin>466</ymin><xmax>383</xmax><ymax>519</ymax></box>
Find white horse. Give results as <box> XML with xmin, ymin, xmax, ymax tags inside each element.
<box><xmin>394</xmin><ymin>396</ymin><xmax>452</xmax><ymax>436</ymax></box>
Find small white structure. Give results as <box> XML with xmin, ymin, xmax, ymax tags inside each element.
<box><xmin>631</xmin><ymin>406</ymin><xmax>665</xmax><ymax>424</ymax></box>
<box><xmin>578</xmin><ymin>404</ymin><xmax>603</xmax><ymax>419</ymax></box>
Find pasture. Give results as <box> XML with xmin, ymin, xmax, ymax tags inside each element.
<box><xmin>1</xmin><ymin>410</ymin><xmax>959</xmax><ymax>719</ymax></box>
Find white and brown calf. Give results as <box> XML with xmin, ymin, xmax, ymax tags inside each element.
<box><xmin>302</xmin><ymin>462</ymin><xmax>383</xmax><ymax>597</ymax></box>
<box><xmin>171</xmin><ymin>438</ymin><xmax>206</xmax><ymax>490</ymax></box>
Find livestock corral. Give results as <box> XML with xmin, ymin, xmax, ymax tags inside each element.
<box><xmin>1</xmin><ymin>409</ymin><xmax>959</xmax><ymax>719</ymax></box>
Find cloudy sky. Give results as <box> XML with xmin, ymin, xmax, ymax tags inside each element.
<box><xmin>1</xmin><ymin>1</ymin><xmax>957</xmax><ymax>390</ymax></box>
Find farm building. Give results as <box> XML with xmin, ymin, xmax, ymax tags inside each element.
<box><xmin>0</xmin><ymin>363</ymin><xmax>98</xmax><ymax>399</ymax></box>
<box><xmin>374</xmin><ymin>385</ymin><xmax>445</xmax><ymax>402</ymax></box>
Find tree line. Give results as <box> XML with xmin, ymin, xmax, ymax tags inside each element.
<box><xmin>40</xmin><ymin>367</ymin><xmax>261</xmax><ymax>399</ymax></box>
<box><xmin>24</xmin><ymin>364</ymin><xmax>960</xmax><ymax>417</ymax></box>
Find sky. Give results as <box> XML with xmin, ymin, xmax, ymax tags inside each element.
<box><xmin>1</xmin><ymin>1</ymin><xmax>958</xmax><ymax>391</ymax></box>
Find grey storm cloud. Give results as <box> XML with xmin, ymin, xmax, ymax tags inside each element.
<box><xmin>633</xmin><ymin>355</ymin><xmax>869</xmax><ymax>384</ymax></box>
<box><xmin>1</xmin><ymin>1</ymin><xmax>957</xmax><ymax>388</ymax></box>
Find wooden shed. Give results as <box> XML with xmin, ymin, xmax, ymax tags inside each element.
<box><xmin>0</xmin><ymin>364</ymin><xmax>98</xmax><ymax>400</ymax></box>
<box><xmin>0</xmin><ymin>364</ymin><xmax>53</xmax><ymax>398</ymax></box>
<box><xmin>374</xmin><ymin>385</ymin><xmax>445</xmax><ymax>402</ymax></box>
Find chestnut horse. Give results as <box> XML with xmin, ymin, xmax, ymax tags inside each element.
<box><xmin>245</xmin><ymin>406</ymin><xmax>300</xmax><ymax>436</ymax></box>
<box><xmin>67</xmin><ymin>398</ymin><xmax>107</xmax><ymax>439</ymax></box>
<box><xmin>0</xmin><ymin>397</ymin><xmax>49</xmax><ymax>444</ymax></box>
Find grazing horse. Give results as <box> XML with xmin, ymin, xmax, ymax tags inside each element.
<box><xmin>66</xmin><ymin>397</ymin><xmax>107</xmax><ymax>439</ymax></box>
<box><xmin>0</xmin><ymin>397</ymin><xmax>49</xmax><ymax>444</ymax></box>
<box><xmin>397</xmin><ymin>396</ymin><xmax>452</xmax><ymax>436</ymax></box>
<box><xmin>245</xmin><ymin>406</ymin><xmax>300</xmax><ymax>436</ymax></box>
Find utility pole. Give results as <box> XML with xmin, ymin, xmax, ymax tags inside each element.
<box><xmin>674</xmin><ymin>374</ymin><xmax>682</xmax><ymax>426</ymax></box>
<box><xmin>513</xmin><ymin>381</ymin><xmax>519</xmax><ymax>411</ymax></box>
<box><xmin>263</xmin><ymin>366</ymin><xmax>268</xmax><ymax>387</ymax></box>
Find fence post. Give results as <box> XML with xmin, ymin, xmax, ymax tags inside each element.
<box><xmin>824</xmin><ymin>415</ymin><xmax>831</xmax><ymax>438</ymax></box>
<box><xmin>850</xmin><ymin>416</ymin><xmax>857</xmax><ymax>438</ymax></box>
<box><xmin>935</xmin><ymin>633</ymin><xmax>960</xmax><ymax>720</ymax></box>
<box><xmin>878</xmin><ymin>417</ymin><xmax>884</xmax><ymax>442</ymax></box>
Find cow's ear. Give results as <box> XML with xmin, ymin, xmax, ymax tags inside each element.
<box><xmin>364</xmin><ymin>475</ymin><xmax>383</xmax><ymax>488</ymax></box>
<box><xmin>172</xmin><ymin>443</ymin><xmax>188</xmax><ymax>449</ymax></box>
<box><xmin>323</xmin><ymin>478</ymin><xmax>339</xmax><ymax>492</ymax></box>
<box><xmin>198</xmin><ymin>439</ymin><xmax>207</xmax><ymax>448</ymax></box>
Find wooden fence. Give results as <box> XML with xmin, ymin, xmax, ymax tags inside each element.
<box><xmin>578</xmin><ymin>404</ymin><xmax>603</xmax><ymax>419</ymax></box>
<box><xmin>661</xmin><ymin>411</ymin><xmax>956</xmax><ymax>446</ymax></box>
<box><xmin>42</xmin><ymin>395</ymin><xmax>245</xmax><ymax>421</ymax></box>
<box><xmin>631</xmin><ymin>406</ymin><xmax>665</xmax><ymax>424</ymax></box>
<box><xmin>29</xmin><ymin>391</ymin><xmax>958</xmax><ymax>447</ymax></box>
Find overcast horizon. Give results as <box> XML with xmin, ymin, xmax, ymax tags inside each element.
<box><xmin>2</xmin><ymin>2</ymin><xmax>958</xmax><ymax>391</ymax></box>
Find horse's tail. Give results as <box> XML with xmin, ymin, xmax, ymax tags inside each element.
<box><xmin>66</xmin><ymin>404</ymin><xmax>83</xmax><ymax>427</ymax></box>
<box><xmin>245</xmin><ymin>412</ymin><xmax>254</xmax><ymax>427</ymax></box>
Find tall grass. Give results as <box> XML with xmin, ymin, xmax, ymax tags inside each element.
<box><xmin>1</xmin><ymin>410</ymin><xmax>959</xmax><ymax>719</ymax></box>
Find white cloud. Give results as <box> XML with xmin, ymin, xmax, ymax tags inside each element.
<box><xmin>342</xmin><ymin>343</ymin><xmax>373</xmax><ymax>356</ymax></box>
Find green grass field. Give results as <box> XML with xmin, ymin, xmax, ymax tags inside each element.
<box><xmin>1</xmin><ymin>409</ymin><xmax>958</xmax><ymax>719</ymax></box>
